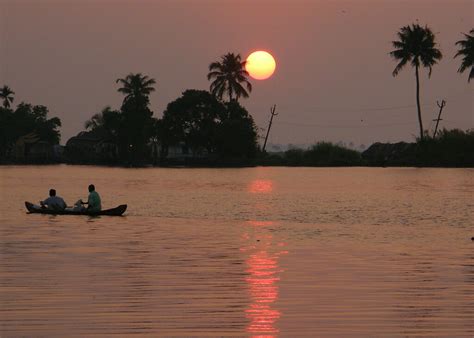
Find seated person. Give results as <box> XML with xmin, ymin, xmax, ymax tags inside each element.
<box><xmin>82</xmin><ymin>184</ymin><xmax>101</xmax><ymax>212</ymax></box>
<box><xmin>40</xmin><ymin>189</ymin><xmax>67</xmax><ymax>211</ymax></box>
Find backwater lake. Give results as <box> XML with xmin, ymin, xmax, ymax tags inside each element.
<box><xmin>0</xmin><ymin>165</ymin><xmax>473</xmax><ymax>337</ymax></box>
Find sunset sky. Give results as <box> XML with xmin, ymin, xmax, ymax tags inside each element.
<box><xmin>1</xmin><ymin>0</ymin><xmax>472</xmax><ymax>147</ymax></box>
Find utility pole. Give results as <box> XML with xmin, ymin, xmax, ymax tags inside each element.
<box><xmin>433</xmin><ymin>100</ymin><xmax>446</xmax><ymax>138</ymax></box>
<box><xmin>262</xmin><ymin>105</ymin><xmax>277</xmax><ymax>152</ymax></box>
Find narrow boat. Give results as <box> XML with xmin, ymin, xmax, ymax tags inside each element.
<box><xmin>25</xmin><ymin>201</ymin><xmax>127</xmax><ymax>216</ymax></box>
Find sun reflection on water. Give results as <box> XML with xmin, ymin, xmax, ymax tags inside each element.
<box><xmin>243</xmin><ymin>220</ymin><xmax>287</xmax><ymax>337</ymax></box>
<box><xmin>248</xmin><ymin>179</ymin><xmax>274</xmax><ymax>194</ymax></box>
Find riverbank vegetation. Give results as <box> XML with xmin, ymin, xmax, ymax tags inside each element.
<box><xmin>361</xmin><ymin>129</ymin><xmax>474</xmax><ymax>167</ymax></box>
<box><xmin>0</xmin><ymin>91</ymin><xmax>61</xmax><ymax>163</ymax></box>
<box><xmin>1</xmin><ymin>24</ymin><xmax>472</xmax><ymax>167</ymax></box>
<box><xmin>260</xmin><ymin>142</ymin><xmax>362</xmax><ymax>167</ymax></box>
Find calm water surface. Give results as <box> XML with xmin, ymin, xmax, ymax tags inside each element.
<box><xmin>0</xmin><ymin>165</ymin><xmax>473</xmax><ymax>337</ymax></box>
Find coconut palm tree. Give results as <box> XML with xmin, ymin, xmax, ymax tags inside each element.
<box><xmin>207</xmin><ymin>53</ymin><xmax>252</xmax><ymax>102</ymax></box>
<box><xmin>390</xmin><ymin>24</ymin><xmax>442</xmax><ymax>140</ymax></box>
<box><xmin>84</xmin><ymin>112</ymin><xmax>104</xmax><ymax>130</ymax></box>
<box><xmin>84</xmin><ymin>106</ymin><xmax>121</xmax><ymax>131</ymax></box>
<box><xmin>0</xmin><ymin>85</ymin><xmax>15</xmax><ymax>109</ymax></box>
<box><xmin>115</xmin><ymin>73</ymin><xmax>156</xmax><ymax>164</ymax></box>
<box><xmin>455</xmin><ymin>29</ymin><xmax>474</xmax><ymax>82</ymax></box>
<box><xmin>116</xmin><ymin>73</ymin><xmax>156</xmax><ymax>104</ymax></box>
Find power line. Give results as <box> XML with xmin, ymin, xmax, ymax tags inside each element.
<box><xmin>274</xmin><ymin>103</ymin><xmax>437</xmax><ymax>115</ymax></box>
<box><xmin>274</xmin><ymin>120</ymin><xmax>414</xmax><ymax>129</ymax></box>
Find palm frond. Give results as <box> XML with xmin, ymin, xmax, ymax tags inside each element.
<box><xmin>392</xmin><ymin>58</ymin><xmax>409</xmax><ymax>77</ymax></box>
<box><xmin>206</xmin><ymin>52</ymin><xmax>252</xmax><ymax>102</ymax></box>
<box><xmin>454</xmin><ymin>29</ymin><xmax>474</xmax><ymax>81</ymax></box>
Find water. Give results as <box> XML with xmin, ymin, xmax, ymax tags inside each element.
<box><xmin>0</xmin><ymin>165</ymin><xmax>473</xmax><ymax>337</ymax></box>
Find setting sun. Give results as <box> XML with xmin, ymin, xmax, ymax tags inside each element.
<box><xmin>245</xmin><ymin>51</ymin><xmax>276</xmax><ymax>80</ymax></box>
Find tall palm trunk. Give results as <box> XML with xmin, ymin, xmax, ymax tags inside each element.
<box><xmin>415</xmin><ymin>64</ymin><xmax>424</xmax><ymax>140</ymax></box>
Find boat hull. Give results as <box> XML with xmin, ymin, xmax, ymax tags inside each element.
<box><xmin>25</xmin><ymin>202</ymin><xmax>127</xmax><ymax>216</ymax></box>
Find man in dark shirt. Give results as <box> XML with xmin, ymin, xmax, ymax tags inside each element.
<box><xmin>40</xmin><ymin>189</ymin><xmax>67</xmax><ymax>211</ymax></box>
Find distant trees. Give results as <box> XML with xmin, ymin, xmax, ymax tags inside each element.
<box><xmin>76</xmin><ymin>73</ymin><xmax>158</xmax><ymax>165</ymax></box>
<box><xmin>362</xmin><ymin>129</ymin><xmax>474</xmax><ymax>167</ymax></box>
<box><xmin>216</xmin><ymin>101</ymin><xmax>258</xmax><ymax>159</ymax></box>
<box><xmin>259</xmin><ymin>142</ymin><xmax>362</xmax><ymax>167</ymax></box>
<box><xmin>207</xmin><ymin>53</ymin><xmax>252</xmax><ymax>102</ymax></box>
<box><xmin>116</xmin><ymin>73</ymin><xmax>157</xmax><ymax>164</ymax></box>
<box><xmin>0</xmin><ymin>85</ymin><xmax>15</xmax><ymax>108</ymax></box>
<box><xmin>390</xmin><ymin>24</ymin><xmax>442</xmax><ymax>141</ymax></box>
<box><xmin>161</xmin><ymin>90</ymin><xmax>224</xmax><ymax>155</ymax></box>
<box><xmin>0</xmin><ymin>98</ymin><xmax>61</xmax><ymax>159</ymax></box>
<box><xmin>116</xmin><ymin>73</ymin><xmax>156</xmax><ymax>102</ymax></box>
<box><xmin>78</xmin><ymin>72</ymin><xmax>257</xmax><ymax>166</ymax></box>
<box><xmin>160</xmin><ymin>90</ymin><xmax>258</xmax><ymax>163</ymax></box>
<box><xmin>455</xmin><ymin>29</ymin><xmax>474</xmax><ymax>82</ymax></box>
<box><xmin>84</xmin><ymin>106</ymin><xmax>121</xmax><ymax>140</ymax></box>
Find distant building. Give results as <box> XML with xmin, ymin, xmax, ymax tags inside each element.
<box><xmin>13</xmin><ymin>133</ymin><xmax>59</xmax><ymax>163</ymax></box>
<box><xmin>65</xmin><ymin>128</ymin><xmax>118</xmax><ymax>164</ymax></box>
<box><xmin>157</xmin><ymin>142</ymin><xmax>210</xmax><ymax>165</ymax></box>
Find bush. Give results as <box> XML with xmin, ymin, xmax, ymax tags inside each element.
<box><xmin>258</xmin><ymin>142</ymin><xmax>362</xmax><ymax>167</ymax></box>
<box><xmin>417</xmin><ymin>128</ymin><xmax>474</xmax><ymax>167</ymax></box>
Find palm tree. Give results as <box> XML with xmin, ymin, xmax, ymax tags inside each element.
<box><xmin>207</xmin><ymin>53</ymin><xmax>252</xmax><ymax>102</ymax></box>
<box><xmin>85</xmin><ymin>106</ymin><xmax>120</xmax><ymax>130</ymax></box>
<box><xmin>455</xmin><ymin>29</ymin><xmax>474</xmax><ymax>82</ymax></box>
<box><xmin>84</xmin><ymin>112</ymin><xmax>104</xmax><ymax>130</ymax></box>
<box><xmin>0</xmin><ymin>85</ymin><xmax>15</xmax><ymax>108</ymax></box>
<box><xmin>390</xmin><ymin>24</ymin><xmax>442</xmax><ymax>140</ymax></box>
<box><xmin>116</xmin><ymin>73</ymin><xmax>156</xmax><ymax>103</ymax></box>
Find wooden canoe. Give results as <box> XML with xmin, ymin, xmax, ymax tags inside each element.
<box><xmin>25</xmin><ymin>201</ymin><xmax>127</xmax><ymax>216</ymax></box>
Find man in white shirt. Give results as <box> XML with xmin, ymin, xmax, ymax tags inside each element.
<box><xmin>40</xmin><ymin>189</ymin><xmax>67</xmax><ymax>211</ymax></box>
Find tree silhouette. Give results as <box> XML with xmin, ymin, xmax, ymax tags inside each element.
<box><xmin>455</xmin><ymin>29</ymin><xmax>474</xmax><ymax>82</ymax></box>
<box><xmin>207</xmin><ymin>53</ymin><xmax>252</xmax><ymax>102</ymax></box>
<box><xmin>84</xmin><ymin>106</ymin><xmax>121</xmax><ymax>132</ymax></box>
<box><xmin>116</xmin><ymin>73</ymin><xmax>156</xmax><ymax>164</ymax></box>
<box><xmin>0</xmin><ymin>85</ymin><xmax>15</xmax><ymax>109</ymax></box>
<box><xmin>85</xmin><ymin>112</ymin><xmax>104</xmax><ymax>131</ymax></box>
<box><xmin>116</xmin><ymin>73</ymin><xmax>156</xmax><ymax>104</ymax></box>
<box><xmin>161</xmin><ymin>90</ymin><xmax>225</xmax><ymax>153</ymax></box>
<box><xmin>390</xmin><ymin>24</ymin><xmax>442</xmax><ymax>140</ymax></box>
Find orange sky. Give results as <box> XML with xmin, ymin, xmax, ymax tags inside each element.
<box><xmin>0</xmin><ymin>0</ymin><xmax>472</xmax><ymax>147</ymax></box>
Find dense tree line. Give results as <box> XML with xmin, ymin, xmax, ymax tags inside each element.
<box><xmin>361</xmin><ymin>129</ymin><xmax>474</xmax><ymax>167</ymax></box>
<box><xmin>79</xmin><ymin>53</ymin><xmax>257</xmax><ymax>165</ymax></box>
<box><xmin>0</xmin><ymin>85</ymin><xmax>61</xmax><ymax>161</ymax></box>
<box><xmin>1</xmin><ymin>25</ymin><xmax>472</xmax><ymax>166</ymax></box>
<box><xmin>260</xmin><ymin>142</ymin><xmax>362</xmax><ymax>167</ymax></box>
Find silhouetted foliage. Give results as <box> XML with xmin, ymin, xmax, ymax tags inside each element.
<box><xmin>390</xmin><ymin>24</ymin><xmax>442</xmax><ymax>140</ymax></box>
<box><xmin>67</xmin><ymin>73</ymin><xmax>157</xmax><ymax>165</ymax></box>
<box><xmin>362</xmin><ymin>129</ymin><xmax>474</xmax><ymax>167</ymax></box>
<box><xmin>0</xmin><ymin>85</ymin><xmax>15</xmax><ymax>108</ymax></box>
<box><xmin>455</xmin><ymin>29</ymin><xmax>474</xmax><ymax>82</ymax></box>
<box><xmin>161</xmin><ymin>90</ymin><xmax>224</xmax><ymax>154</ymax></box>
<box><xmin>159</xmin><ymin>90</ymin><xmax>258</xmax><ymax>164</ymax></box>
<box><xmin>304</xmin><ymin>142</ymin><xmax>362</xmax><ymax>166</ymax></box>
<box><xmin>0</xmin><ymin>103</ymin><xmax>61</xmax><ymax>159</ymax></box>
<box><xmin>84</xmin><ymin>106</ymin><xmax>121</xmax><ymax>140</ymax></box>
<box><xmin>207</xmin><ymin>53</ymin><xmax>252</xmax><ymax>102</ymax></box>
<box><xmin>116</xmin><ymin>73</ymin><xmax>156</xmax><ymax>164</ymax></box>
<box><xmin>215</xmin><ymin>101</ymin><xmax>258</xmax><ymax>160</ymax></box>
<box><xmin>259</xmin><ymin>142</ymin><xmax>362</xmax><ymax>167</ymax></box>
<box><xmin>417</xmin><ymin>129</ymin><xmax>474</xmax><ymax>167</ymax></box>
